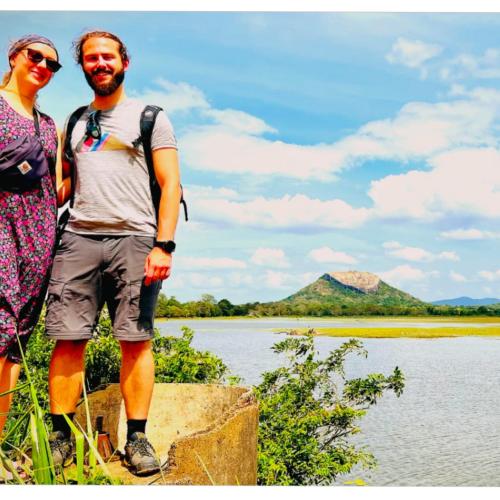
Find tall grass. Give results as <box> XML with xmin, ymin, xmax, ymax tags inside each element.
<box><xmin>0</xmin><ymin>336</ymin><xmax>117</xmax><ymax>485</ymax></box>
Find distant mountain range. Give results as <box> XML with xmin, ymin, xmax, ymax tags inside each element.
<box><xmin>431</xmin><ymin>297</ymin><xmax>500</xmax><ymax>306</ymax></box>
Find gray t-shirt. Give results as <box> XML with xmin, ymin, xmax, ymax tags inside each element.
<box><xmin>65</xmin><ymin>98</ymin><xmax>177</xmax><ymax>236</ymax></box>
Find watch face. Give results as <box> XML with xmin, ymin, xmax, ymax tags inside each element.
<box><xmin>156</xmin><ymin>240</ymin><xmax>176</xmax><ymax>253</ymax></box>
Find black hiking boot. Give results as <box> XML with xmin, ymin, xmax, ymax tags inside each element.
<box><xmin>124</xmin><ymin>432</ymin><xmax>161</xmax><ymax>476</ymax></box>
<box><xmin>49</xmin><ymin>430</ymin><xmax>73</xmax><ymax>468</ymax></box>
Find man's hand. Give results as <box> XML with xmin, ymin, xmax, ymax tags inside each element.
<box><xmin>144</xmin><ymin>247</ymin><xmax>172</xmax><ymax>286</ymax></box>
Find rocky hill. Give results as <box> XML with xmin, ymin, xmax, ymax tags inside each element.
<box><xmin>280</xmin><ymin>271</ymin><xmax>424</xmax><ymax>308</ymax></box>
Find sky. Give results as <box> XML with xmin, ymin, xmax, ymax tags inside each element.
<box><xmin>2</xmin><ymin>10</ymin><xmax>500</xmax><ymax>304</ymax></box>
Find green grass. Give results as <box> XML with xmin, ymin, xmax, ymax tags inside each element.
<box><xmin>280</xmin><ymin>326</ymin><xmax>500</xmax><ymax>338</ymax></box>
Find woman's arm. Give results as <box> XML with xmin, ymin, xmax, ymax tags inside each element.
<box><xmin>55</xmin><ymin>128</ymin><xmax>72</xmax><ymax>207</ymax></box>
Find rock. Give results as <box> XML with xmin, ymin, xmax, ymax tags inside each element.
<box><xmin>327</xmin><ymin>271</ymin><xmax>380</xmax><ymax>294</ymax></box>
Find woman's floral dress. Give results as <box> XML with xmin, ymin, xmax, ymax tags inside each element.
<box><xmin>0</xmin><ymin>95</ymin><xmax>57</xmax><ymax>363</ymax></box>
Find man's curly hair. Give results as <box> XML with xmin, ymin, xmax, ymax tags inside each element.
<box><xmin>72</xmin><ymin>30</ymin><xmax>130</xmax><ymax>65</ymax></box>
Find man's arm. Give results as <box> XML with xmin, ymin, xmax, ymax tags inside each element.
<box><xmin>144</xmin><ymin>147</ymin><xmax>181</xmax><ymax>286</ymax></box>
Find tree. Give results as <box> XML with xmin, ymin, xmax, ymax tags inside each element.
<box><xmin>255</xmin><ymin>334</ymin><xmax>404</xmax><ymax>485</ymax></box>
<box><xmin>217</xmin><ymin>298</ymin><xmax>234</xmax><ymax>316</ymax></box>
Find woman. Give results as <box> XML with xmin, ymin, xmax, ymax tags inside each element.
<box><xmin>0</xmin><ymin>35</ymin><xmax>61</xmax><ymax>435</ymax></box>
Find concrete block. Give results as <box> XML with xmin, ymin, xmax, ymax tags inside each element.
<box><xmin>74</xmin><ymin>383</ymin><xmax>259</xmax><ymax>485</ymax></box>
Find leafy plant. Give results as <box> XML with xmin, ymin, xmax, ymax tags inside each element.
<box><xmin>3</xmin><ymin>310</ymin><xmax>232</xmax><ymax>453</ymax></box>
<box><xmin>0</xmin><ymin>340</ymin><xmax>117</xmax><ymax>485</ymax></box>
<box><xmin>254</xmin><ymin>334</ymin><xmax>404</xmax><ymax>485</ymax></box>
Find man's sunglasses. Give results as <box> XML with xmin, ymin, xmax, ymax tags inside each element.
<box><xmin>23</xmin><ymin>48</ymin><xmax>62</xmax><ymax>73</ymax></box>
<box><xmin>85</xmin><ymin>110</ymin><xmax>102</xmax><ymax>141</ymax></box>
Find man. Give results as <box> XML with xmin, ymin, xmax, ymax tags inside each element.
<box><xmin>45</xmin><ymin>31</ymin><xmax>181</xmax><ymax>476</ymax></box>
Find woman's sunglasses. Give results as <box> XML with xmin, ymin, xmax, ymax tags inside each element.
<box><xmin>23</xmin><ymin>48</ymin><xmax>62</xmax><ymax>73</ymax></box>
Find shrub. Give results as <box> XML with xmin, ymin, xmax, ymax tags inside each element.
<box><xmin>254</xmin><ymin>334</ymin><xmax>404</xmax><ymax>485</ymax></box>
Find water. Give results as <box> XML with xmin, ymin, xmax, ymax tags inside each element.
<box><xmin>156</xmin><ymin>318</ymin><xmax>500</xmax><ymax>486</ymax></box>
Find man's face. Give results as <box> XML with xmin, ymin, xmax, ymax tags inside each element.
<box><xmin>81</xmin><ymin>37</ymin><xmax>128</xmax><ymax>96</ymax></box>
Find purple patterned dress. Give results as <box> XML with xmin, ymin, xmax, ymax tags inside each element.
<box><xmin>0</xmin><ymin>95</ymin><xmax>57</xmax><ymax>363</ymax></box>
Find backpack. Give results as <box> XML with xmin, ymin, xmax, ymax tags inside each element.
<box><xmin>60</xmin><ymin>104</ymin><xmax>188</xmax><ymax>230</ymax></box>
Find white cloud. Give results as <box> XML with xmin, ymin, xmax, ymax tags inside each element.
<box><xmin>250</xmin><ymin>248</ymin><xmax>290</xmax><ymax>268</ymax></box>
<box><xmin>176</xmin><ymin>256</ymin><xmax>247</xmax><ymax>270</ymax></box>
<box><xmin>386</xmin><ymin>37</ymin><xmax>442</xmax><ymax>78</ymax></box>
<box><xmin>382</xmin><ymin>241</ymin><xmax>401</xmax><ymax>250</ymax></box>
<box><xmin>382</xmin><ymin>241</ymin><xmax>459</xmax><ymax>262</ymax></box>
<box><xmin>441</xmin><ymin>49</ymin><xmax>500</xmax><ymax>81</ymax></box>
<box><xmin>450</xmin><ymin>271</ymin><xmax>467</xmax><ymax>283</ymax></box>
<box><xmin>185</xmin><ymin>273</ymin><xmax>224</xmax><ymax>289</ymax></box>
<box><xmin>262</xmin><ymin>270</ymin><xmax>321</xmax><ymax>290</ymax></box>
<box><xmin>141</xmin><ymin>77</ymin><xmax>500</xmax><ymax>185</ymax></box>
<box><xmin>308</xmin><ymin>246</ymin><xmax>358</xmax><ymax>265</ymax></box>
<box><xmin>440</xmin><ymin>228</ymin><xmax>500</xmax><ymax>240</ymax></box>
<box><xmin>438</xmin><ymin>251</ymin><xmax>460</xmax><ymax>262</ymax></box>
<box><xmin>181</xmin><ymin>93</ymin><xmax>498</xmax><ymax>180</ymax></box>
<box><xmin>378</xmin><ymin>265</ymin><xmax>439</xmax><ymax>287</ymax></box>
<box><xmin>192</xmin><ymin>192</ymin><xmax>371</xmax><ymax>230</ymax></box>
<box><xmin>134</xmin><ymin>78</ymin><xmax>209</xmax><ymax>113</ymax></box>
<box><xmin>203</xmin><ymin>108</ymin><xmax>277</xmax><ymax>135</ymax></box>
<box><xmin>227</xmin><ymin>272</ymin><xmax>255</xmax><ymax>288</ymax></box>
<box><xmin>264</xmin><ymin>270</ymin><xmax>290</xmax><ymax>289</ymax></box>
<box><xmin>181</xmin><ymin>127</ymin><xmax>346</xmax><ymax>181</ymax></box>
<box><xmin>187</xmin><ymin>142</ymin><xmax>500</xmax><ymax>231</ymax></box>
<box><xmin>370</xmin><ymin>148</ymin><xmax>500</xmax><ymax>221</ymax></box>
<box><xmin>184</xmin><ymin>184</ymin><xmax>239</xmax><ymax>200</ymax></box>
<box><xmin>478</xmin><ymin>270</ymin><xmax>500</xmax><ymax>282</ymax></box>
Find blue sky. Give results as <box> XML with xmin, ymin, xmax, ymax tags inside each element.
<box><xmin>2</xmin><ymin>11</ymin><xmax>500</xmax><ymax>303</ymax></box>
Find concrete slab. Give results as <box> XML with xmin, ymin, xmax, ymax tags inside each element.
<box><xmin>74</xmin><ymin>383</ymin><xmax>258</xmax><ymax>485</ymax></box>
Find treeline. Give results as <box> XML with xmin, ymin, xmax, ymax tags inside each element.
<box><xmin>156</xmin><ymin>294</ymin><xmax>255</xmax><ymax>317</ymax></box>
<box><xmin>155</xmin><ymin>293</ymin><xmax>500</xmax><ymax>318</ymax></box>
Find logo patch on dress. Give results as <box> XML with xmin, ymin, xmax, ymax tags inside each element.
<box><xmin>17</xmin><ymin>160</ymin><xmax>32</xmax><ymax>175</ymax></box>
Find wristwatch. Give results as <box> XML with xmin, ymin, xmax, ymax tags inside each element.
<box><xmin>154</xmin><ymin>240</ymin><xmax>176</xmax><ymax>253</ymax></box>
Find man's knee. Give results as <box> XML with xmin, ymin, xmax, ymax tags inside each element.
<box><xmin>119</xmin><ymin>340</ymin><xmax>152</xmax><ymax>359</ymax></box>
<box><xmin>53</xmin><ymin>339</ymin><xmax>88</xmax><ymax>357</ymax></box>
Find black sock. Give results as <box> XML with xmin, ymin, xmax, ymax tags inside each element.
<box><xmin>50</xmin><ymin>413</ymin><xmax>75</xmax><ymax>439</ymax></box>
<box><xmin>127</xmin><ymin>419</ymin><xmax>147</xmax><ymax>441</ymax></box>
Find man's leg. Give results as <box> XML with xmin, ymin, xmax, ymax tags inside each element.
<box><xmin>106</xmin><ymin>236</ymin><xmax>162</xmax><ymax>475</ymax></box>
<box><xmin>46</xmin><ymin>339</ymin><xmax>88</xmax><ymax>468</ymax></box>
<box><xmin>119</xmin><ymin>339</ymin><xmax>160</xmax><ymax>475</ymax></box>
<box><xmin>119</xmin><ymin>340</ymin><xmax>155</xmax><ymax>420</ymax></box>
<box><xmin>48</xmin><ymin>339</ymin><xmax>88</xmax><ymax>415</ymax></box>
<box><xmin>0</xmin><ymin>357</ymin><xmax>21</xmax><ymax>435</ymax></box>
<box><xmin>45</xmin><ymin>232</ymin><xmax>103</xmax><ymax>466</ymax></box>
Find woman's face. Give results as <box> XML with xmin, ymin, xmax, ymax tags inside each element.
<box><xmin>10</xmin><ymin>42</ymin><xmax>59</xmax><ymax>90</ymax></box>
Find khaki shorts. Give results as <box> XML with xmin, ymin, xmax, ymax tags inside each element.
<box><xmin>45</xmin><ymin>232</ymin><xmax>161</xmax><ymax>341</ymax></box>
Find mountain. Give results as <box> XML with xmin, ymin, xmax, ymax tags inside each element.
<box><xmin>279</xmin><ymin>271</ymin><xmax>424</xmax><ymax>308</ymax></box>
<box><xmin>432</xmin><ymin>297</ymin><xmax>500</xmax><ymax>306</ymax></box>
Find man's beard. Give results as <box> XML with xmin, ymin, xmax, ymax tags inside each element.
<box><xmin>84</xmin><ymin>68</ymin><xmax>125</xmax><ymax>96</ymax></box>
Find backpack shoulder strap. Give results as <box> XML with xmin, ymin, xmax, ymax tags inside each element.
<box><xmin>138</xmin><ymin>105</ymin><xmax>188</xmax><ymax>222</ymax></box>
<box><xmin>139</xmin><ymin>105</ymin><xmax>162</xmax><ymax>179</ymax></box>
<box><xmin>64</xmin><ymin>106</ymin><xmax>87</xmax><ymax>164</ymax></box>
<box><xmin>64</xmin><ymin>106</ymin><xmax>87</xmax><ymax>208</ymax></box>
<box><xmin>139</xmin><ymin>105</ymin><xmax>163</xmax><ymax>221</ymax></box>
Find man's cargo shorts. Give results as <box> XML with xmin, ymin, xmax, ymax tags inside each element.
<box><xmin>45</xmin><ymin>232</ymin><xmax>162</xmax><ymax>341</ymax></box>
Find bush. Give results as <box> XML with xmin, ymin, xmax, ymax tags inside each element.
<box><xmin>254</xmin><ymin>334</ymin><xmax>404</xmax><ymax>485</ymax></box>
<box><xmin>4</xmin><ymin>310</ymin><xmax>232</xmax><ymax>449</ymax></box>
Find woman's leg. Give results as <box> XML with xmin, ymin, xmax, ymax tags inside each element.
<box><xmin>0</xmin><ymin>356</ymin><xmax>22</xmax><ymax>436</ymax></box>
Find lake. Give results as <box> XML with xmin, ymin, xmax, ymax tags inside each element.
<box><xmin>156</xmin><ymin>317</ymin><xmax>500</xmax><ymax>486</ymax></box>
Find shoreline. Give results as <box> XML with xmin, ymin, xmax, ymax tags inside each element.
<box><xmin>156</xmin><ymin>315</ymin><xmax>500</xmax><ymax>324</ymax></box>
<box><xmin>155</xmin><ymin>316</ymin><xmax>500</xmax><ymax>338</ymax></box>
